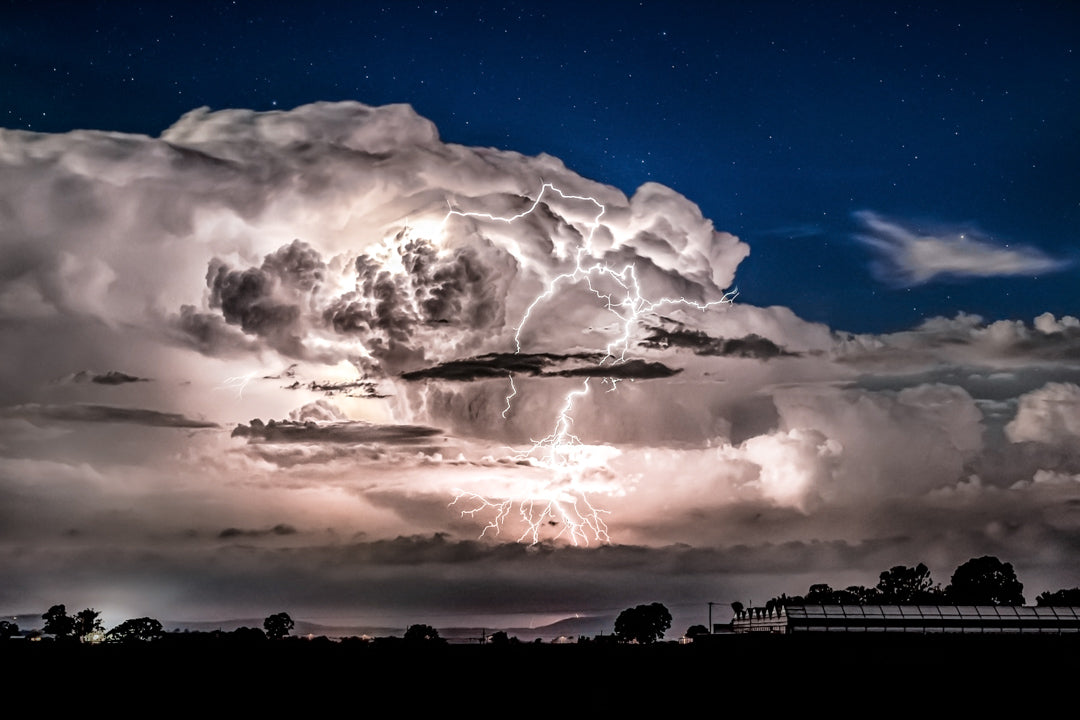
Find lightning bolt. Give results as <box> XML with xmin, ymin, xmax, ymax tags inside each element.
<box><xmin>417</xmin><ymin>182</ymin><xmax>737</xmax><ymax>545</ymax></box>
<box><xmin>219</xmin><ymin>372</ymin><xmax>258</xmax><ymax>398</ymax></box>
<box><xmin>500</xmin><ymin>373</ymin><xmax>517</xmax><ymax>419</ymax></box>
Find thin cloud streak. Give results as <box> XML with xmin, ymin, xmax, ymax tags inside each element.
<box><xmin>853</xmin><ymin>210</ymin><xmax>1069</xmax><ymax>286</ymax></box>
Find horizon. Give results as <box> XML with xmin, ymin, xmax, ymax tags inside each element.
<box><xmin>5</xmin><ymin>552</ymin><xmax>1069</xmax><ymax>640</ymax></box>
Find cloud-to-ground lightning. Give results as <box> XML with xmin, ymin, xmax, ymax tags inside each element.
<box><xmin>430</xmin><ymin>182</ymin><xmax>738</xmax><ymax>545</ymax></box>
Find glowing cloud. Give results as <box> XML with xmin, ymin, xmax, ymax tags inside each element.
<box><xmin>418</xmin><ymin>181</ymin><xmax>738</xmax><ymax>544</ymax></box>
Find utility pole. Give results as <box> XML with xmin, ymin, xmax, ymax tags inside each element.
<box><xmin>708</xmin><ymin>602</ymin><xmax>718</xmax><ymax>633</ymax></box>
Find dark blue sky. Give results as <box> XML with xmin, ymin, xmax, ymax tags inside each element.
<box><xmin>3</xmin><ymin>0</ymin><xmax>1077</xmax><ymax>332</ymax></box>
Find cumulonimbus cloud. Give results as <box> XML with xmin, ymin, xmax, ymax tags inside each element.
<box><xmin>853</xmin><ymin>210</ymin><xmax>1068</xmax><ymax>285</ymax></box>
<box><xmin>4</xmin><ymin>101</ymin><xmax>1080</xmax><ymax>623</ymax></box>
<box><xmin>0</xmin><ymin>102</ymin><xmax>747</xmax><ymax>369</ymax></box>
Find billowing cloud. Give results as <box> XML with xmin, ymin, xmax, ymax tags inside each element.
<box><xmin>1005</xmin><ymin>382</ymin><xmax>1080</xmax><ymax>446</ymax></box>
<box><xmin>854</xmin><ymin>211</ymin><xmax>1068</xmax><ymax>285</ymax></box>
<box><xmin>1034</xmin><ymin>312</ymin><xmax>1080</xmax><ymax>335</ymax></box>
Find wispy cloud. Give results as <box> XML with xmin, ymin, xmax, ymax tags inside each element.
<box><xmin>854</xmin><ymin>211</ymin><xmax>1068</xmax><ymax>285</ymax></box>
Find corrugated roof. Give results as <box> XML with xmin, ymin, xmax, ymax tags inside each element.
<box><xmin>783</xmin><ymin>605</ymin><xmax>1080</xmax><ymax>632</ymax></box>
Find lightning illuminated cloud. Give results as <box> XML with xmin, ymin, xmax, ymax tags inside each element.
<box><xmin>5</xmin><ymin>101</ymin><xmax>1080</xmax><ymax>624</ymax></box>
<box><xmin>418</xmin><ymin>182</ymin><xmax>738</xmax><ymax>544</ymax></box>
<box><xmin>189</xmin><ymin>169</ymin><xmax>739</xmax><ymax>544</ymax></box>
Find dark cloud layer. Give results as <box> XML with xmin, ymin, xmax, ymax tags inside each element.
<box><xmin>65</xmin><ymin>370</ymin><xmax>149</xmax><ymax>385</ymax></box>
<box><xmin>399</xmin><ymin>351</ymin><xmax>614</xmax><ymax>382</ymax></box>
<box><xmin>1</xmin><ymin>403</ymin><xmax>217</xmax><ymax>428</ymax></box>
<box><xmin>283</xmin><ymin>379</ymin><xmax>386</xmax><ymax>399</ymax></box>
<box><xmin>231</xmin><ymin>417</ymin><xmax>441</xmax><ymax>444</ymax></box>
<box><xmin>641</xmin><ymin>325</ymin><xmax>796</xmax><ymax>359</ymax></box>
<box><xmin>219</xmin><ymin>523</ymin><xmax>298</xmax><ymax>539</ymax></box>
<box><xmin>547</xmin><ymin>358</ymin><xmax>681</xmax><ymax>379</ymax></box>
<box><xmin>401</xmin><ymin>351</ymin><xmax>680</xmax><ymax>382</ymax></box>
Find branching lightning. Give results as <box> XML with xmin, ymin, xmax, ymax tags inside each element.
<box><xmin>219</xmin><ymin>372</ymin><xmax>258</xmax><ymax>398</ymax></box>
<box><xmin>451</xmin><ymin>486</ymin><xmax>610</xmax><ymax>546</ymax></box>
<box><xmin>431</xmin><ymin>182</ymin><xmax>737</xmax><ymax>546</ymax></box>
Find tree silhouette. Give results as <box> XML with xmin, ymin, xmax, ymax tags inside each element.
<box><xmin>231</xmin><ymin>626</ymin><xmax>267</xmax><ymax>643</ymax></box>
<box><xmin>765</xmin><ymin>593</ymin><xmax>799</xmax><ymax>611</ymax></box>
<box><xmin>876</xmin><ymin>563</ymin><xmax>941</xmax><ymax>604</ymax></box>
<box><xmin>404</xmin><ymin>624</ymin><xmax>444</xmax><ymax>644</ymax></box>
<box><xmin>614</xmin><ymin>602</ymin><xmax>672</xmax><ymax>644</ymax></box>
<box><xmin>0</xmin><ymin>620</ymin><xmax>19</xmax><ymax>640</ymax></box>
<box><xmin>802</xmin><ymin>584</ymin><xmax>870</xmax><ymax>604</ymax></box>
<box><xmin>263</xmin><ymin>612</ymin><xmax>294</xmax><ymax>640</ymax></box>
<box><xmin>107</xmin><ymin>617</ymin><xmax>164</xmax><ymax>643</ymax></box>
<box><xmin>946</xmin><ymin>556</ymin><xmax>1025</xmax><ymax>605</ymax></box>
<box><xmin>42</xmin><ymin>604</ymin><xmax>75</xmax><ymax>640</ymax></box>
<box><xmin>685</xmin><ymin>624</ymin><xmax>709</xmax><ymax>638</ymax></box>
<box><xmin>1035</xmin><ymin>587</ymin><xmax>1080</xmax><ymax>606</ymax></box>
<box><xmin>845</xmin><ymin>585</ymin><xmax>881</xmax><ymax>604</ymax></box>
<box><xmin>73</xmin><ymin>608</ymin><xmax>103</xmax><ymax>640</ymax></box>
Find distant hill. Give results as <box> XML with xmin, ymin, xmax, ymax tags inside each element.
<box><xmin>161</xmin><ymin>618</ymin><xmax>402</xmax><ymax>638</ymax></box>
<box><xmin>161</xmin><ymin>614</ymin><xmax>616</xmax><ymax>642</ymax></box>
<box><xmin>5</xmin><ymin>613</ymin><xmax>617</xmax><ymax>642</ymax></box>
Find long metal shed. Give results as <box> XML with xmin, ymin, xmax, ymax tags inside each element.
<box><xmin>783</xmin><ymin>605</ymin><xmax>1080</xmax><ymax>633</ymax></box>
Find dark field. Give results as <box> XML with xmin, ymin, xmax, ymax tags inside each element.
<box><xmin>6</xmin><ymin>633</ymin><xmax>1075</xmax><ymax>711</ymax></box>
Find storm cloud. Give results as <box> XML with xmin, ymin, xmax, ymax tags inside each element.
<box><xmin>1</xmin><ymin>102</ymin><xmax>1078</xmax><ymax>629</ymax></box>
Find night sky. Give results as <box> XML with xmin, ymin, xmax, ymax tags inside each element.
<box><xmin>1</xmin><ymin>1</ymin><xmax>1078</xmax><ymax>635</ymax></box>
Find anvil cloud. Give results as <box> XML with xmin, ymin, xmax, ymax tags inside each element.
<box><xmin>1</xmin><ymin>103</ymin><xmax>1077</xmax><ymax>630</ymax></box>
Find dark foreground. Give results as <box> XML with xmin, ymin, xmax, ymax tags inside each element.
<box><xmin>6</xmin><ymin>633</ymin><xmax>1075</xmax><ymax>710</ymax></box>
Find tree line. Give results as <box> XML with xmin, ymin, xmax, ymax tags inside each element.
<box><xmin>1</xmin><ymin>601</ymin><xmax>679</xmax><ymax>647</ymax></box>
<box><xmin>4</xmin><ymin>555</ymin><xmax>1075</xmax><ymax>646</ymax></box>
<box><xmin>740</xmin><ymin>555</ymin><xmax>1080</xmax><ymax>613</ymax></box>
<box><xmin>0</xmin><ymin>605</ymin><xmax>299</xmax><ymax>644</ymax></box>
